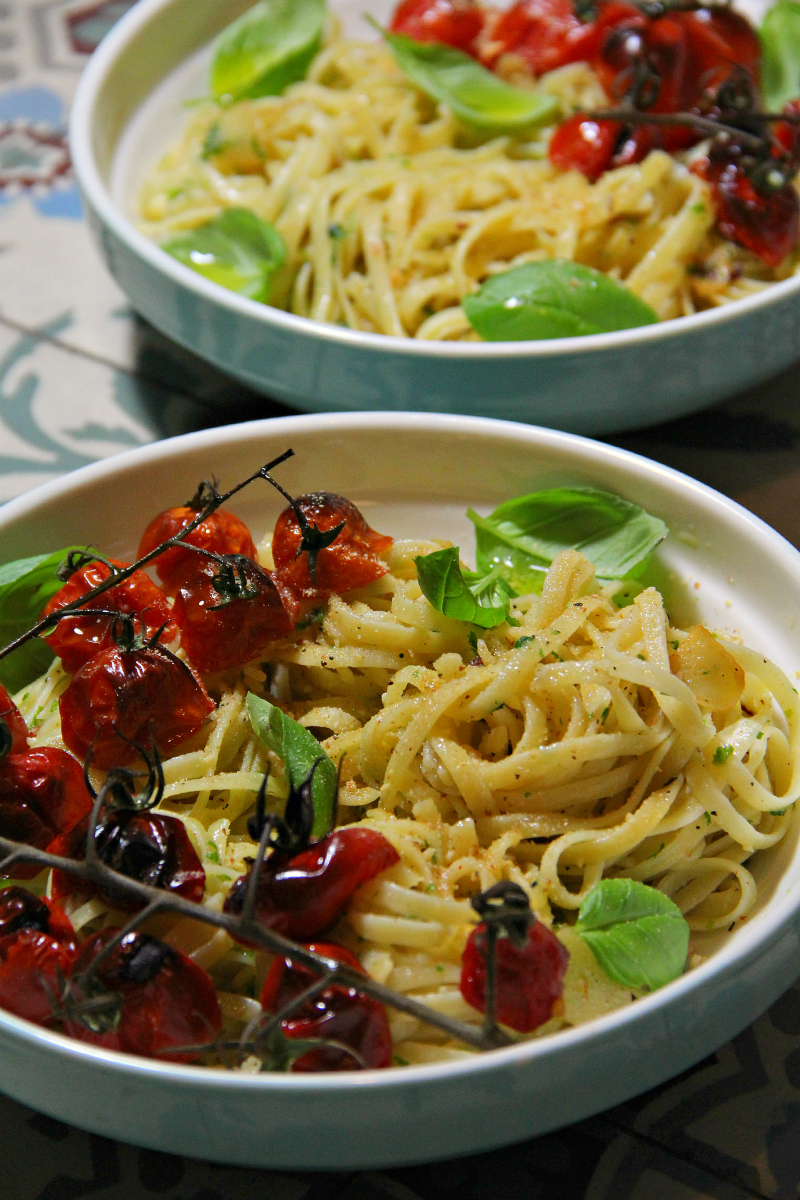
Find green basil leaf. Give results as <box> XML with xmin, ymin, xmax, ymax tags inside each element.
<box><xmin>379</xmin><ymin>29</ymin><xmax>559</xmax><ymax>134</ymax></box>
<box><xmin>161</xmin><ymin>208</ymin><xmax>286</xmax><ymax>302</ymax></box>
<box><xmin>210</xmin><ymin>0</ymin><xmax>326</xmax><ymax>102</ymax></box>
<box><xmin>575</xmin><ymin>878</ymin><xmax>689</xmax><ymax>991</ymax></box>
<box><xmin>414</xmin><ymin>547</ymin><xmax>511</xmax><ymax>628</ymax></box>
<box><xmin>463</xmin><ymin>260</ymin><xmax>658</xmax><ymax>341</ymax></box>
<box><xmin>468</xmin><ymin>487</ymin><xmax>668</xmax><ymax>593</ymax></box>
<box><xmin>0</xmin><ymin>547</ymin><xmax>84</xmax><ymax>693</ymax></box>
<box><xmin>760</xmin><ymin>0</ymin><xmax>800</xmax><ymax>111</ymax></box>
<box><xmin>246</xmin><ymin>692</ymin><xmax>337</xmax><ymax>839</ymax></box>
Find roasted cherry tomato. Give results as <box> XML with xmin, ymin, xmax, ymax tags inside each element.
<box><xmin>0</xmin><ymin>886</ymin><xmax>74</xmax><ymax>945</ymax></box>
<box><xmin>699</xmin><ymin>145</ymin><xmax>800</xmax><ymax>268</ymax></box>
<box><xmin>59</xmin><ymin>642</ymin><xmax>214</xmax><ymax>770</ymax></box>
<box><xmin>0</xmin><ymin>748</ymin><xmax>93</xmax><ymax>880</ymax></box>
<box><xmin>390</xmin><ymin>0</ymin><xmax>484</xmax><ymax>53</ymax></box>
<box><xmin>261</xmin><ymin>941</ymin><xmax>392</xmax><ymax>1071</ymax></box>
<box><xmin>42</xmin><ymin>558</ymin><xmax>178</xmax><ymax>675</ymax></box>
<box><xmin>224</xmin><ymin>827</ymin><xmax>399</xmax><ymax>940</ymax></box>
<box><xmin>50</xmin><ymin>809</ymin><xmax>205</xmax><ymax>911</ymax></box>
<box><xmin>65</xmin><ymin>929</ymin><xmax>221</xmax><ymax>1062</ymax></box>
<box><xmin>775</xmin><ymin>99</ymin><xmax>800</xmax><ymax>154</ymax></box>
<box><xmin>0</xmin><ymin>889</ymin><xmax>77</xmax><ymax>1028</ymax></box>
<box><xmin>487</xmin><ymin>0</ymin><xmax>637</xmax><ymax>75</ymax></box>
<box><xmin>0</xmin><ymin>685</ymin><xmax>28</xmax><ymax>756</ymax></box>
<box><xmin>138</xmin><ymin>504</ymin><xmax>258</xmax><ymax>595</ymax></box>
<box><xmin>271</xmin><ymin>493</ymin><xmax>392</xmax><ymax>616</ymax></box>
<box><xmin>460</xmin><ymin>917</ymin><xmax>569</xmax><ymax>1033</ymax></box>
<box><xmin>172</xmin><ymin>557</ymin><xmax>294</xmax><ymax>674</ymax></box>
<box><xmin>683</xmin><ymin>9</ymin><xmax>760</xmax><ymax>97</ymax></box>
<box><xmin>548</xmin><ymin>113</ymin><xmax>620</xmax><ymax>181</ymax></box>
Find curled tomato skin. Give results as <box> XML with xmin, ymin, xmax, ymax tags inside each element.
<box><xmin>261</xmin><ymin>941</ymin><xmax>392</xmax><ymax>1072</ymax></box>
<box><xmin>0</xmin><ymin>685</ymin><xmax>28</xmax><ymax>755</ymax></box>
<box><xmin>0</xmin><ymin>891</ymin><xmax>77</xmax><ymax>1028</ymax></box>
<box><xmin>460</xmin><ymin>919</ymin><xmax>569</xmax><ymax>1033</ymax></box>
<box><xmin>271</xmin><ymin>493</ymin><xmax>392</xmax><ymax>616</ymax></box>
<box><xmin>138</xmin><ymin>506</ymin><xmax>258</xmax><ymax>595</ymax></box>
<box><xmin>50</xmin><ymin>809</ymin><xmax>205</xmax><ymax>911</ymax></box>
<box><xmin>172</xmin><ymin>557</ymin><xmax>294</xmax><ymax>673</ymax></box>
<box><xmin>390</xmin><ymin>0</ymin><xmax>484</xmax><ymax>53</ymax></box>
<box><xmin>224</xmin><ymin>827</ymin><xmax>400</xmax><ymax>941</ymax></box>
<box><xmin>59</xmin><ymin>643</ymin><xmax>214</xmax><ymax>770</ymax></box>
<box><xmin>65</xmin><ymin>929</ymin><xmax>221</xmax><ymax>1063</ymax></box>
<box><xmin>42</xmin><ymin>559</ymin><xmax>178</xmax><ymax>675</ymax></box>
<box><xmin>549</xmin><ymin>113</ymin><xmax>620</xmax><ymax>181</ymax></box>
<box><xmin>0</xmin><ymin>748</ymin><xmax>93</xmax><ymax>880</ymax></box>
<box><xmin>699</xmin><ymin>146</ymin><xmax>800</xmax><ymax>268</ymax></box>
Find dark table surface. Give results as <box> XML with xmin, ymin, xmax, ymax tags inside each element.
<box><xmin>2</xmin><ymin>3</ymin><xmax>800</xmax><ymax>1196</ymax></box>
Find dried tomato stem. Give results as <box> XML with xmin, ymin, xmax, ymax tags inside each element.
<box><xmin>0</xmin><ymin>449</ymin><xmax>296</xmax><ymax>666</ymax></box>
<box><xmin>585</xmin><ymin>108</ymin><xmax>767</xmax><ymax>152</ymax></box>
<box><xmin>0</xmin><ymin>830</ymin><xmax>511</xmax><ymax>1052</ymax></box>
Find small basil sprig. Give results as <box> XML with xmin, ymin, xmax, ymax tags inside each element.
<box><xmin>210</xmin><ymin>0</ymin><xmax>326</xmax><ymax>103</ymax></box>
<box><xmin>247</xmin><ymin>692</ymin><xmax>337</xmax><ymax>839</ymax></box>
<box><xmin>760</xmin><ymin>0</ymin><xmax>800</xmax><ymax>111</ymax></box>
<box><xmin>377</xmin><ymin>27</ymin><xmax>559</xmax><ymax>135</ymax></box>
<box><xmin>575</xmin><ymin>879</ymin><xmax>689</xmax><ymax>991</ymax></box>
<box><xmin>469</xmin><ymin>487</ymin><xmax>667</xmax><ymax>595</ymax></box>
<box><xmin>414</xmin><ymin>548</ymin><xmax>512</xmax><ymax>629</ymax></box>
<box><xmin>0</xmin><ymin>548</ymin><xmax>84</xmax><ymax>692</ymax></box>
<box><xmin>463</xmin><ymin>261</ymin><xmax>658</xmax><ymax>341</ymax></box>
<box><xmin>161</xmin><ymin>209</ymin><xmax>286</xmax><ymax>302</ymax></box>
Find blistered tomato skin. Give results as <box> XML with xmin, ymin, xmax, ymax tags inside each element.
<box><xmin>0</xmin><ymin>685</ymin><xmax>28</xmax><ymax>755</ymax></box>
<box><xmin>0</xmin><ymin>892</ymin><xmax>77</xmax><ymax>1028</ymax></box>
<box><xmin>224</xmin><ymin>827</ymin><xmax>400</xmax><ymax>940</ymax></box>
<box><xmin>42</xmin><ymin>559</ymin><xmax>178</xmax><ymax>674</ymax></box>
<box><xmin>58</xmin><ymin>644</ymin><xmax>214</xmax><ymax>769</ymax></box>
<box><xmin>261</xmin><ymin>941</ymin><xmax>392</xmax><ymax>1071</ymax></box>
<box><xmin>65</xmin><ymin>929</ymin><xmax>222</xmax><ymax>1062</ymax></box>
<box><xmin>390</xmin><ymin>0</ymin><xmax>484</xmax><ymax>53</ymax></box>
<box><xmin>272</xmin><ymin>493</ymin><xmax>392</xmax><ymax>615</ymax></box>
<box><xmin>138</xmin><ymin>506</ymin><xmax>258</xmax><ymax>595</ymax></box>
<box><xmin>0</xmin><ymin>748</ymin><xmax>94</xmax><ymax>880</ymax></box>
<box><xmin>50</xmin><ymin>809</ymin><xmax>205</xmax><ymax>911</ymax></box>
<box><xmin>172</xmin><ymin>557</ymin><xmax>294</xmax><ymax>673</ymax></box>
<box><xmin>460</xmin><ymin>919</ymin><xmax>569</xmax><ymax>1033</ymax></box>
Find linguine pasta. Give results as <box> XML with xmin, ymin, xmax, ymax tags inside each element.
<box><xmin>137</xmin><ymin>29</ymin><xmax>798</xmax><ymax>337</ymax></box>
<box><xmin>16</xmin><ymin>534</ymin><xmax>800</xmax><ymax>1064</ymax></box>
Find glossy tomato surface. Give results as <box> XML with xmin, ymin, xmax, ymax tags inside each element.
<box><xmin>138</xmin><ymin>505</ymin><xmax>257</xmax><ymax>594</ymax></box>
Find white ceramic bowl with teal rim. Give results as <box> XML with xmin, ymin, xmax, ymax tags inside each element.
<box><xmin>0</xmin><ymin>411</ymin><xmax>800</xmax><ymax>1168</ymax></box>
<box><xmin>69</xmin><ymin>0</ymin><xmax>800</xmax><ymax>436</ymax></box>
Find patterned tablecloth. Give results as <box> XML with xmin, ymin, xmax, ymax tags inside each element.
<box><xmin>2</xmin><ymin>3</ymin><xmax>800</xmax><ymax>1197</ymax></box>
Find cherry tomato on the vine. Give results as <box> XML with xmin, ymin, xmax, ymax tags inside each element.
<box><xmin>50</xmin><ymin>809</ymin><xmax>205</xmax><ymax>911</ymax></box>
<box><xmin>487</xmin><ymin>0</ymin><xmax>597</xmax><ymax>75</ymax></box>
<box><xmin>0</xmin><ymin>748</ymin><xmax>93</xmax><ymax>880</ymax></box>
<box><xmin>172</xmin><ymin>557</ymin><xmax>294</xmax><ymax>674</ymax></box>
<box><xmin>261</xmin><ymin>941</ymin><xmax>392</xmax><ymax>1071</ymax></box>
<box><xmin>549</xmin><ymin>113</ymin><xmax>620</xmax><ymax>181</ymax></box>
<box><xmin>42</xmin><ymin>559</ymin><xmax>177</xmax><ymax>675</ymax></box>
<box><xmin>390</xmin><ymin>0</ymin><xmax>484</xmax><ymax>54</ymax></box>
<box><xmin>0</xmin><ymin>889</ymin><xmax>76</xmax><ymax>1028</ymax></box>
<box><xmin>224</xmin><ymin>826</ymin><xmax>400</xmax><ymax>940</ymax></box>
<box><xmin>0</xmin><ymin>685</ymin><xmax>28</xmax><ymax>755</ymax></box>
<box><xmin>59</xmin><ymin>642</ymin><xmax>214</xmax><ymax>769</ymax></box>
<box><xmin>65</xmin><ymin>929</ymin><xmax>221</xmax><ymax>1062</ymax></box>
<box><xmin>460</xmin><ymin>918</ymin><xmax>569</xmax><ymax>1033</ymax></box>
<box><xmin>271</xmin><ymin>493</ymin><xmax>392</xmax><ymax>616</ymax></box>
<box><xmin>138</xmin><ymin>505</ymin><xmax>258</xmax><ymax>595</ymax></box>
<box><xmin>698</xmin><ymin>145</ymin><xmax>800</xmax><ymax>268</ymax></box>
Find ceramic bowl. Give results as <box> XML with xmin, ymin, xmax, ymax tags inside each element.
<box><xmin>0</xmin><ymin>411</ymin><xmax>799</xmax><ymax>1169</ymax></box>
<box><xmin>69</xmin><ymin>0</ymin><xmax>800</xmax><ymax>436</ymax></box>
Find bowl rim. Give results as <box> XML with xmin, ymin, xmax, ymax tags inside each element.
<box><xmin>2</xmin><ymin>408</ymin><xmax>800</xmax><ymax>1093</ymax></box>
<box><xmin>69</xmin><ymin>0</ymin><xmax>800</xmax><ymax>362</ymax></box>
